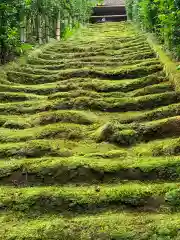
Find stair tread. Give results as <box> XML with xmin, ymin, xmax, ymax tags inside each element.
<box><xmin>95</xmin><ymin>5</ymin><xmax>125</xmax><ymax>7</ymax></box>
<box><xmin>91</xmin><ymin>15</ymin><xmax>127</xmax><ymax>17</ymax></box>
<box><xmin>104</xmin><ymin>0</ymin><xmax>125</xmax><ymax>5</ymax></box>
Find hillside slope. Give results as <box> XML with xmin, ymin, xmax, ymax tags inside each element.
<box><xmin>1</xmin><ymin>22</ymin><xmax>180</xmax><ymax>239</ymax></box>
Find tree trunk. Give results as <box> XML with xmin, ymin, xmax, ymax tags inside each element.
<box><xmin>0</xmin><ymin>10</ymin><xmax>7</xmax><ymax>64</ymax></box>
<box><xmin>20</xmin><ymin>27</ymin><xmax>25</xmax><ymax>43</ymax></box>
<box><xmin>37</xmin><ymin>14</ymin><xmax>42</xmax><ymax>44</ymax></box>
<box><xmin>45</xmin><ymin>15</ymin><xmax>49</xmax><ymax>43</ymax></box>
<box><xmin>56</xmin><ymin>10</ymin><xmax>61</xmax><ymax>40</ymax></box>
<box><xmin>20</xmin><ymin>17</ymin><xmax>26</xmax><ymax>43</ymax></box>
<box><xmin>72</xmin><ymin>15</ymin><xmax>76</xmax><ymax>28</ymax></box>
<box><xmin>64</xmin><ymin>18</ymin><xmax>68</xmax><ymax>29</ymax></box>
<box><xmin>68</xmin><ymin>15</ymin><xmax>73</xmax><ymax>29</ymax></box>
<box><xmin>19</xmin><ymin>5</ymin><xmax>26</xmax><ymax>43</ymax></box>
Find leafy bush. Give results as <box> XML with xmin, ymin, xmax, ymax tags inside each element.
<box><xmin>125</xmin><ymin>0</ymin><xmax>180</xmax><ymax>58</ymax></box>
<box><xmin>165</xmin><ymin>188</ymin><xmax>180</xmax><ymax>208</ymax></box>
<box><xmin>0</xmin><ymin>0</ymin><xmax>98</xmax><ymax>64</ymax></box>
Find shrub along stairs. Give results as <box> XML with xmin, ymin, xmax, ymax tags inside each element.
<box><xmin>1</xmin><ymin>22</ymin><xmax>180</xmax><ymax>239</ymax></box>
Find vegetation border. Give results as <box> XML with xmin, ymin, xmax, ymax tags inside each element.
<box><xmin>147</xmin><ymin>33</ymin><xmax>180</xmax><ymax>91</ymax></box>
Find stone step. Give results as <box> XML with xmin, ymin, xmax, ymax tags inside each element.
<box><xmin>90</xmin><ymin>14</ymin><xmax>127</xmax><ymax>23</ymax></box>
<box><xmin>93</xmin><ymin>5</ymin><xmax>126</xmax><ymax>16</ymax></box>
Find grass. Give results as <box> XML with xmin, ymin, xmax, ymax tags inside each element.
<box><xmin>1</xmin><ymin>22</ymin><xmax>180</xmax><ymax>239</ymax></box>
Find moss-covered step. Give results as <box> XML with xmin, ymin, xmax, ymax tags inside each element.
<box><xmin>3</xmin><ymin>211</ymin><xmax>180</xmax><ymax>240</ymax></box>
<box><xmin>134</xmin><ymin>137</ymin><xmax>180</xmax><ymax>156</ymax></box>
<box><xmin>0</xmin><ymin>71</ymin><xmax>167</xmax><ymax>96</ymax></box>
<box><xmin>7</xmin><ymin>64</ymin><xmax>162</xmax><ymax>84</ymax></box>
<box><xmin>0</xmin><ymin>140</ymin><xmax>72</xmax><ymax>158</ymax></box>
<box><xmin>0</xmin><ymin>122</ymin><xmax>97</xmax><ymax>143</ymax></box>
<box><xmin>27</xmin><ymin>51</ymin><xmax>155</xmax><ymax>65</ymax></box>
<box><xmin>1</xmin><ymin>156</ymin><xmax>180</xmax><ymax>185</ymax></box>
<box><xmin>0</xmin><ymin>182</ymin><xmax>180</xmax><ymax>213</ymax></box>
<box><xmin>0</xmin><ymin>81</ymin><xmax>76</xmax><ymax>95</ymax></box>
<box><xmin>1</xmin><ymin>91</ymin><xmax>179</xmax><ymax>115</ymax></box>
<box><xmin>95</xmin><ymin>116</ymin><xmax>180</xmax><ymax>145</ymax></box>
<box><xmin>22</xmin><ymin>58</ymin><xmax>160</xmax><ymax>70</ymax></box>
<box><xmin>52</xmin><ymin>92</ymin><xmax>180</xmax><ymax>112</ymax></box>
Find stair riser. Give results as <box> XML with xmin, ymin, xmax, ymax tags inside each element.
<box><xmin>90</xmin><ymin>15</ymin><xmax>127</xmax><ymax>23</ymax></box>
<box><xmin>93</xmin><ymin>6</ymin><xmax>126</xmax><ymax>16</ymax></box>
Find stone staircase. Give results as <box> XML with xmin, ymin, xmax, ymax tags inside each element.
<box><xmin>90</xmin><ymin>0</ymin><xmax>127</xmax><ymax>23</ymax></box>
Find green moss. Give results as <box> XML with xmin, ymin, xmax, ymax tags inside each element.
<box><xmin>1</xmin><ymin>155</ymin><xmax>180</xmax><ymax>183</ymax></box>
<box><xmin>94</xmin><ymin>122</ymin><xmax>139</xmax><ymax>145</ymax></box>
<box><xmin>3</xmin><ymin>120</ymin><xmax>31</xmax><ymax>129</ymax></box>
<box><xmin>0</xmin><ymin>92</ymin><xmax>44</xmax><ymax>102</ymax></box>
<box><xmin>129</xmin><ymin>82</ymin><xmax>173</xmax><ymax>97</ymax></box>
<box><xmin>0</xmin><ymin>82</ymin><xmax>76</xmax><ymax>95</ymax></box>
<box><xmin>112</xmin><ymin>129</ymin><xmax>139</xmax><ymax>145</ymax></box>
<box><xmin>0</xmin><ymin>140</ymin><xmax>72</xmax><ymax>158</ymax></box>
<box><xmin>26</xmin><ymin>58</ymin><xmax>159</xmax><ymax>70</ymax></box>
<box><xmin>0</xmin><ymin>100</ymin><xmax>51</xmax><ymax>115</ymax></box>
<box><xmin>7</xmin><ymin>63</ymin><xmax>162</xmax><ymax>85</ymax></box>
<box><xmin>0</xmin><ymin>182</ymin><xmax>178</xmax><ymax>212</ymax></box>
<box><xmin>94</xmin><ymin>122</ymin><xmax>118</xmax><ymax>142</ymax></box>
<box><xmin>1</xmin><ymin>21</ymin><xmax>180</xmax><ymax>239</ymax></box>
<box><xmin>20</xmin><ymin>67</ymin><xmax>60</xmax><ymax>76</ymax></box>
<box><xmin>31</xmin><ymin>110</ymin><xmax>97</xmax><ymax>126</ymax></box>
<box><xmin>48</xmin><ymin>37</ymin><xmax>149</xmax><ymax>53</ymax></box>
<box><xmin>134</xmin><ymin>137</ymin><xmax>180</xmax><ymax>156</ymax></box>
<box><xmin>35</xmin><ymin>123</ymin><xmax>89</xmax><ymax>140</ymax></box>
<box><xmin>48</xmin><ymin>90</ymin><xmax>100</xmax><ymax>100</ymax></box>
<box><xmin>52</xmin><ymin>92</ymin><xmax>180</xmax><ymax>112</ymax></box>
<box><xmin>0</xmin><ymin>122</ymin><xmax>96</xmax><ymax>143</ymax></box>
<box><xmin>82</xmin><ymin>71</ymin><xmax>166</xmax><ymax>93</ymax></box>
<box><xmin>2</xmin><ymin>211</ymin><xmax>180</xmax><ymax>239</ymax></box>
<box><xmin>0</xmin><ymin>115</ymin><xmax>28</xmax><ymax>128</ymax></box>
<box><xmin>7</xmin><ymin>71</ymin><xmax>57</xmax><ymax>84</ymax></box>
<box><xmin>38</xmin><ymin>43</ymin><xmax>152</xmax><ymax>60</ymax></box>
<box><xmin>85</xmin><ymin>149</ymin><xmax>128</xmax><ymax>159</ymax></box>
<box><xmin>135</xmin><ymin>117</ymin><xmax>180</xmax><ymax>140</ymax></box>
<box><xmin>95</xmin><ymin>116</ymin><xmax>180</xmax><ymax>146</ymax></box>
<box><xmin>121</xmin><ymin>102</ymin><xmax>180</xmax><ymax>124</ymax></box>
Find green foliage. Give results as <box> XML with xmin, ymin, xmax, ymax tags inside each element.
<box><xmin>125</xmin><ymin>0</ymin><xmax>180</xmax><ymax>58</ymax></box>
<box><xmin>165</xmin><ymin>188</ymin><xmax>180</xmax><ymax>208</ymax></box>
<box><xmin>125</xmin><ymin>0</ymin><xmax>134</xmax><ymax>19</ymax></box>
<box><xmin>0</xmin><ymin>0</ymin><xmax>98</xmax><ymax>64</ymax></box>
